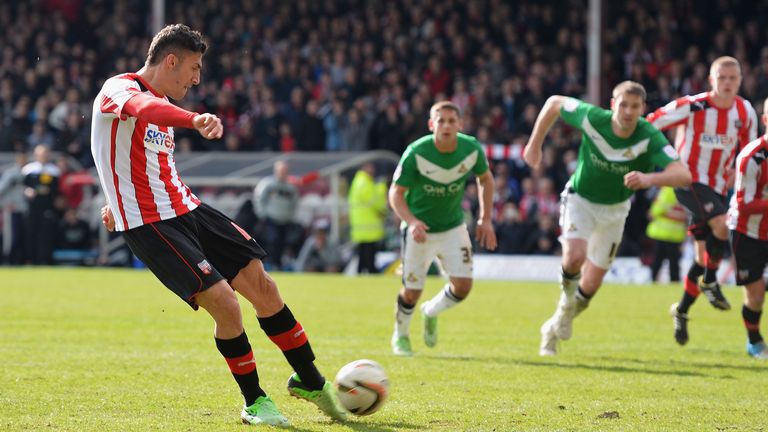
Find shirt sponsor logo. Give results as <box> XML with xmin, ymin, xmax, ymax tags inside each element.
<box><xmin>699</xmin><ymin>133</ymin><xmax>736</xmax><ymax>149</ymax></box>
<box><xmin>589</xmin><ymin>153</ymin><xmax>630</xmax><ymax>175</ymax></box>
<box><xmin>144</xmin><ymin>129</ymin><xmax>175</xmax><ymax>153</ymax></box>
<box><xmin>422</xmin><ymin>182</ymin><xmax>463</xmax><ymax>196</ymax></box>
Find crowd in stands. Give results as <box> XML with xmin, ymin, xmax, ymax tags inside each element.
<box><xmin>1</xmin><ymin>0</ymin><xmax>768</xmax><ymax>266</ymax></box>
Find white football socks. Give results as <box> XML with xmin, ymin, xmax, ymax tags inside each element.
<box><xmin>394</xmin><ymin>297</ymin><xmax>414</xmax><ymax>338</ymax></box>
<box><xmin>422</xmin><ymin>284</ymin><xmax>463</xmax><ymax>317</ymax></box>
<box><xmin>560</xmin><ymin>269</ymin><xmax>581</xmax><ymax>297</ymax></box>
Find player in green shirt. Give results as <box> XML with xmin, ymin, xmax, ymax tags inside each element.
<box><xmin>524</xmin><ymin>81</ymin><xmax>691</xmax><ymax>356</ymax></box>
<box><xmin>389</xmin><ymin>101</ymin><xmax>497</xmax><ymax>356</ymax></box>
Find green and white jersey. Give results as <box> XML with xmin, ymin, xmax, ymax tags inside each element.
<box><xmin>561</xmin><ymin>98</ymin><xmax>678</xmax><ymax>204</ymax></box>
<box><xmin>393</xmin><ymin>133</ymin><xmax>489</xmax><ymax>233</ymax></box>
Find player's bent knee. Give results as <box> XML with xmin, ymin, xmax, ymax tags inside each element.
<box><xmin>401</xmin><ymin>288</ymin><xmax>422</xmax><ymax>305</ymax></box>
<box><xmin>709</xmin><ymin>215</ymin><xmax>729</xmax><ymax>238</ymax></box>
<box><xmin>197</xmin><ymin>282</ymin><xmax>239</xmax><ymax>310</ymax></box>
<box><xmin>196</xmin><ymin>282</ymin><xmax>244</xmax><ymax>333</ymax></box>
<box><xmin>562</xmin><ymin>255</ymin><xmax>586</xmax><ymax>273</ymax></box>
<box><xmin>451</xmin><ymin>280</ymin><xmax>472</xmax><ymax>298</ymax></box>
<box><xmin>744</xmin><ymin>281</ymin><xmax>766</xmax><ymax>307</ymax></box>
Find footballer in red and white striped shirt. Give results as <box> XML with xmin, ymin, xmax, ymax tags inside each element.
<box><xmin>649</xmin><ymin>57</ymin><xmax>757</xmax><ymax>339</ymax></box>
<box><xmin>728</xmin><ymin>135</ymin><xmax>768</xmax><ymax>241</ymax></box>
<box><xmin>90</xmin><ymin>25</ymin><xmax>344</xmax><ymax>424</ymax></box>
<box><xmin>727</xmin><ymin>98</ymin><xmax>768</xmax><ymax>359</ymax></box>
<box><xmin>648</xmin><ymin>66</ymin><xmax>757</xmax><ymax>196</ymax></box>
<box><xmin>91</xmin><ymin>72</ymin><xmax>208</xmax><ymax>231</ymax></box>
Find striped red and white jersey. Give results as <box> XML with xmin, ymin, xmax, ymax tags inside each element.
<box><xmin>91</xmin><ymin>73</ymin><xmax>200</xmax><ymax>231</ymax></box>
<box><xmin>647</xmin><ymin>92</ymin><xmax>757</xmax><ymax>195</ymax></box>
<box><xmin>727</xmin><ymin>136</ymin><xmax>768</xmax><ymax>240</ymax></box>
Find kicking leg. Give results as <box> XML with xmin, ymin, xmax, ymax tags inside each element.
<box><xmin>232</xmin><ymin>259</ymin><xmax>345</xmax><ymax>421</ymax></box>
<box><xmin>196</xmin><ymin>281</ymin><xmax>289</xmax><ymax>427</ymax></box>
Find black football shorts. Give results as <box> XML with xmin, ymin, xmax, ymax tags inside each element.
<box><xmin>122</xmin><ymin>203</ymin><xmax>266</xmax><ymax>309</ymax></box>
<box><xmin>674</xmin><ymin>183</ymin><xmax>728</xmax><ymax>240</ymax></box>
<box><xmin>730</xmin><ymin>230</ymin><xmax>768</xmax><ymax>286</ymax></box>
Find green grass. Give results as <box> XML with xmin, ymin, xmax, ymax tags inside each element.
<box><xmin>0</xmin><ymin>268</ymin><xmax>765</xmax><ymax>431</ymax></box>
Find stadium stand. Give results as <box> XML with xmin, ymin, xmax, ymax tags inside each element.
<box><xmin>1</xmin><ymin>0</ymin><xmax>767</xmax><ymax>267</ymax></box>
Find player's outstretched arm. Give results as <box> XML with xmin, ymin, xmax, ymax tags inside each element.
<box><xmin>623</xmin><ymin>161</ymin><xmax>691</xmax><ymax>190</ymax></box>
<box><xmin>523</xmin><ymin>95</ymin><xmax>567</xmax><ymax>168</ymax></box>
<box><xmin>475</xmin><ymin>170</ymin><xmax>497</xmax><ymax>251</ymax></box>
<box><xmin>121</xmin><ymin>93</ymin><xmax>223</xmax><ymax>140</ymax></box>
<box><xmin>388</xmin><ymin>183</ymin><xmax>428</xmax><ymax>243</ymax></box>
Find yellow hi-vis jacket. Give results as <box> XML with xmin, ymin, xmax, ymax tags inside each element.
<box><xmin>348</xmin><ymin>170</ymin><xmax>387</xmax><ymax>243</ymax></box>
<box><xmin>646</xmin><ymin>186</ymin><xmax>687</xmax><ymax>243</ymax></box>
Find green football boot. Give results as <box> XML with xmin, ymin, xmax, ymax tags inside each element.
<box><xmin>421</xmin><ymin>304</ymin><xmax>438</xmax><ymax>348</ymax></box>
<box><xmin>286</xmin><ymin>373</ymin><xmax>347</xmax><ymax>421</ymax></box>
<box><xmin>391</xmin><ymin>334</ymin><xmax>413</xmax><ymax>356</ymax></box>
<box><xmin>241</xmin><ymin>395</ymin><xmax>289</xmax><ymax>427</ymax></box>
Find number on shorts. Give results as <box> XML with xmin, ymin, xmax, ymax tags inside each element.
<box><xmin>461</xmin><ymin>247</ymin><xmax>471</xmax><ymax>263</ymax></box>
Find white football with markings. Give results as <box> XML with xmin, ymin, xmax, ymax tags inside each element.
<box><xmin>333</xmin><ymin>359</ymin><xmax>389</xmax><ymax>416</ymax></box>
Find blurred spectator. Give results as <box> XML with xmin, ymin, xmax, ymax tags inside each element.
<box><xmin>54</xmin><ymin>207</ymin><xmax>94</xmax><ymax>265</ymax></box>
<box><xmin>0</xmin><ymin>151</ymin><xmax>28</xmax><ymax>264</ymax></box>
<box><xmin>22</xmin><ymin>145</ymin><xmax>60</xmax><ymax>264</ymax></box>
<box><xmin>56</xmin><ymin>157</ymin><xmax>87</xmax><ymax>209</ymax></box>
<box><xmin>525</xmin><ymin>215</ymin><xmax>559</xmax><ymax>255</ymax></box>
<box><xmin>296</xmin><ymin>100</ymin><xmax>326</xmax><ymax>151</ymax></box>
<box><xmin>348</xmin><ymin>162</ymin><xmax>388</xmax><ymax>274</ymax></box>
<box><xmin>2</xmin><ymin>0</ymin><xmax>767</xmax><ymax>265</ymax></box>
<box><xmin>27</xmin><ymin>120</ymin><xmax>55</xmax><ymax>150</ymax></box>
<box><xmin>294</xmin><ymin>220</ymin><xmax>343</xmax><ymax>273</ymax></box>
<box><xmin>254</xmin><ymin>160</ymin><xmax>299</xmax><ymax>270</ymax></box>
<box><xmin>646</xmin><ymin>187</ymin><xmax>687</xmax><ymax>282</ymax></box>
<box><xmin>322</xmin><ymin>99</ymin><xmax>345</xmax><ymax>151</ymax></box>
<box><xmin>278</xmin><ymin>122</ymin><xmax>296</xmax><ymax>152</ymax></box>
<box><xmin>495</xmin><ymin>202</ymin><xmax>528</xmax><ymax>255</ymax></box>
<box><xmin>253</xmin><ymin>100</ymin><xmax>281</xmax><ymax>151</ymax></box>
<box><xmin>339</xmin><ymin>107</ymin><xmax>372</xmax><ymax>151</ymax></box>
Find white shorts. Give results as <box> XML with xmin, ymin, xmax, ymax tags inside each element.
<box><xmin>401</xmin><ymin>224</ymin><xmax>473</xmax><ymax>290</ymax></box>
<box><xmin>559</xmin><ymin>188</ymin><xmax>631</xmax><ymax>269</ymax></box>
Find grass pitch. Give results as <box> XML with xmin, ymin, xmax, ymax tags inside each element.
<box><xmin>0</xmin><ymin>268</ymin><xmax>765</xmax><ymax>431</ymax></box>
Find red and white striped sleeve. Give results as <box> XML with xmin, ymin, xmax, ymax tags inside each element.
<box><xmin>743</xmin><ymin>101</ymin><xmax>758</xmax><ymax>147</ymax></box>
<box><xmin>647</xmin><ymin>96</ymin><xmax>694</xmax><ymax>131</ymax></box>
<box><xmin>121</xmin><ymin>93</ymin><xmax>196</xmax><ymax>129</ymax></box>
<box><xmin>99</xmin><ymin>76</ymin><xmax>141</xmax><ymax>120</ymax></box>
<box><xmin>734</xmin><ymin>137</ymin><xmax>768</xmax><ymax>216</ymax></box>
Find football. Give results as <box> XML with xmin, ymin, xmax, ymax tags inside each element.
<box><xmin>334</xmin><ymin>359</ymin><xmax>389</xmax><ymax>416</ymax></box>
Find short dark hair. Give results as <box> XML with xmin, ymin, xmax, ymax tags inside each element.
<box><xmin>146</xmin><ymin>24</ymin><xmax>207</xmax><ymax>66</ymax></box>
<box><xmin>612</xmin><ymin>80</ymin><xmax>646</xmax><ymax>101</ymax></box>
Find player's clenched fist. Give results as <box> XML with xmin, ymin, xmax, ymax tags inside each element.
<box><xmin>193</xmin><ymin>113</ymin><xmax>223</xmax><ymax>139</ymax></box>
<box><xmin>523</xmin><ymin>144</ymin><xmax>541</xmax><ymax>168</ymax></box>
<box><xmin>623</xmin><ymin>171</ymin><xmax>651</xmax><ymax>190</ymax></box>
<box><xmin>408</xmin><ymin>220</ymin><xmax>429</xmax><ymax>243</ymax></box>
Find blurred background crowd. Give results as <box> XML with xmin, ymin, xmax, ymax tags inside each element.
<box><xmin>0</xmin><ymin>0</ymin><xmax>766</xmax><ymax>272</ymax></box>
